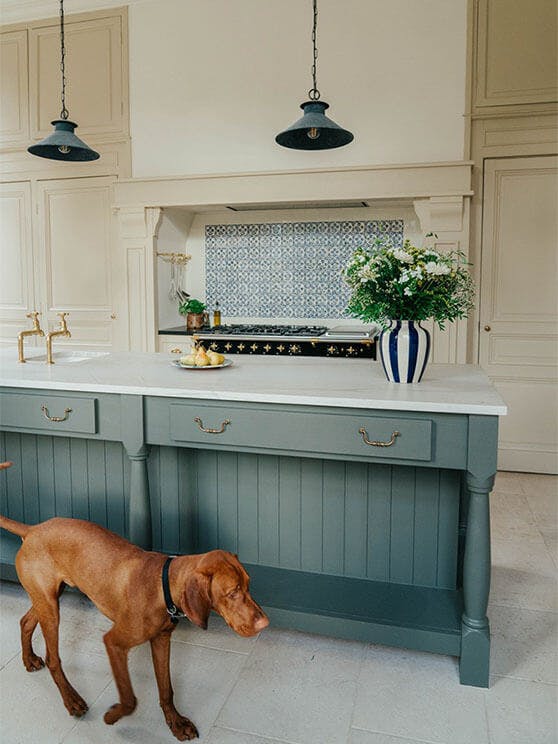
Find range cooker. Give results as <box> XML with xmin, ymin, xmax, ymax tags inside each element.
<box><xmin>159</xmin><ymin>323</ymin><xmax>376</xmax><ymax>359</ymax></box>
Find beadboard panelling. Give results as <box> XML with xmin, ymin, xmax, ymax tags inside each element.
<box><xmin>0</xmin><ymin>432</ymin><xmax>130</xmax><ymax>565</ymax></box>
<box><xmin>149</xmin><ymin>446</ymin><xmax>461</xmax><ymax>589</ymax></box>
<box><xmin>205</xmin><ymin>220</ymin><xmax>404</xmax><ymax>318</ymax></box>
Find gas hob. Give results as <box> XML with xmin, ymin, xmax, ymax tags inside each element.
<box><xmin>195</xmin><ymin>324</ymin><xmax>328</xmax><ymax>341</ymax></box>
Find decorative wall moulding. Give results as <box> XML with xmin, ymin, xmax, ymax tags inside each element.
<box><xmin>114</xmin><ymin>161</ymin><xmax>474</xmax><ymax>210</ymax></box>
<box><xmin>0</xmin><ymin>139</ymin><xmax>131</xmax><ymax>181</ymax></box>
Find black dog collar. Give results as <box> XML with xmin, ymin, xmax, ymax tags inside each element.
<box><xmin>162</xmin><ymin>556</ymin><xmax>185</xmax><ymax>624</ymax></box>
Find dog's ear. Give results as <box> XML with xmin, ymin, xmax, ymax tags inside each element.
<box><xmin>180</xmin><ymin>571</ymin><xmax>211</xmax><ymax>630</ymax></box>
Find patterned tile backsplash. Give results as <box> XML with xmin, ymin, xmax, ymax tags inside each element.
<box><xmin>205</xmin><ymin>219</ymin><xmax>404</xmax><ymax>318</ymax></box>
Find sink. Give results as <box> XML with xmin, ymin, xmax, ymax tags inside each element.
<box><xmin>24</xmin><ymin>350</ymin><xmax>110</xmax><ymax>364</ymax></box>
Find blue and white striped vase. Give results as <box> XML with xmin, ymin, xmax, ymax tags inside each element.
<box><xmin>378</xmin><ymin>320</ymin><xmax>431</xmax><ymax>383</ymax></box>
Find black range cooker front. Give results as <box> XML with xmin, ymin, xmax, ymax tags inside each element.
<box><xmin>159</xmin><ymin>324</ymin><xmax>376</xmax><ymax>359</ymax></box>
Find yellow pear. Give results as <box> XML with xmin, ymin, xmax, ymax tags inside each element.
<box><xmin>208</xmin><ymin>351</ymin><xmax>226</xmax><ymax>366</ymax></box>
<box><xmin>179</xmin><ymin>354</ymin><xmax>196</xmax><ymax>366</ymax></box>
<box><xmin>194</xmin><ymin>347</ymin><xmax>210</xmax><ymax>366</ymax></box>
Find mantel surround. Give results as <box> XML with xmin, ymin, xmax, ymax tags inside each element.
<box><xmin>113</xmin><ymin>161</ymin><xmax>473</xmax><ymax>357</ymax></box>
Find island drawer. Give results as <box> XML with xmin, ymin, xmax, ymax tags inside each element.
<box><xmin>0</xmin><ymin>392</ymin><xmax>97</xmax><ymax>435</ymax></box>
<box><xmin>149</xmin><ymin>399</ymin><xmax>433</xmax><ymax>462</ymax></box>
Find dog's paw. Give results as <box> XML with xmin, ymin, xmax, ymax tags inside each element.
<box><xmin>63</xmin><ymin>689</ymin><xmax>89</xmax><ymax>717</ymax></box>
<box><xmin>104</xmin><ymin>699</ymin><xmax>137</xmax><ymax>725</ymax></box>
<box><xmin>23</xmin><ymin>653</ymin><xmax>45</xmax><ymax>672</ymax></box>
<box><xmin>167</xmin><ymin>714</ymin><xmax>199</xmax><ymax>741</ymax></box>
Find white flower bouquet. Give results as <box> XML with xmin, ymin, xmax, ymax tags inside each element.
<box><xmin>343</xmin><ymin>236</ymin><xmax>475</xmax><ymax>330</ymax></box>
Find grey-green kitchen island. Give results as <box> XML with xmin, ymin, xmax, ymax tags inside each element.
<box><xmin>0</xmin><ymin>350</ymin><xmax>507</xmax><ymax>687</ymax></box>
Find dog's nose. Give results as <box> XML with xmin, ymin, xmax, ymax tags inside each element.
<box><xmin>253</xmin><ymin>612</ymin><xmax>269</xmax><ymax>632</ymax></box>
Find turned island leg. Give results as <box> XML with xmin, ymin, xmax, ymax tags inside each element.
<box><xmin>460</xmin><ymin>472</ymin><xmax>494</xmax><ymax>687</ymax></box>
<box><xmin>122</xmin><ymin>395</ymin><xmax>152</xmax><ymax>549</ymax></box>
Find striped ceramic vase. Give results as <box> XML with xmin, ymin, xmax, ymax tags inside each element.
<box><xmin>378</xmin><ymin>320</ymin><xmax>431</xmax><ymax>383</ymax></box>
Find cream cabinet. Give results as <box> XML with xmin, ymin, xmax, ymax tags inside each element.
<box><xmin>474</xmin><ymin>0</ymin><xmax>557</xmax><ymax>109</ymax></box>
<box><xmin>0</xmin><ymin>176</ymin><xmax>122</xmax><ymax>351</ymax></box>
<box><xmin>158</xmin><ymin>335</ymin><xmax>192</xmax><ymax>356</ymax></box>
<box><xmin>29</xmin><ymin>12</ymin><xmax>127</xmax><ymax>142</ymax></box>
<box><xmin>1</xmin><ymin>8</ymin><xmax>128</xmax><ymax>152</ymax></box>
<box><xmin>0</xmin><ymin>29</ymin><xmax>29</xmax><ymax>148</ymax></box>
<box><xmin>0</xmin><ymin>181</ymin><xmax>35</xmax><ymax>346</ymax></box>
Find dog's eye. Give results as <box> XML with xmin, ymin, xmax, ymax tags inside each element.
<box><xmin>227</xmin><ymin>586</ymin><xmax>240</xmax><ymax>599</ymax></box>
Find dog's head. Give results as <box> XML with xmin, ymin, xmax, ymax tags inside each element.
<box><xmin>179</xmin><ymin>550</ymin><xmax>269</xmax><ymax>637</ymax></box>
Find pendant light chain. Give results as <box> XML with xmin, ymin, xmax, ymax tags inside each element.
<box><xmin>308</xmin><ymin>0</ymin><xmax>320</xmax><ymax>100</ymax></box>
<box><xmin>59</xmin><ymin>0</ymin><xmax>69</xmax><ymax>120</ymax></box>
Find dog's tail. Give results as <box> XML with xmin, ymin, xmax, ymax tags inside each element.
<box><xmin>0</xmin><ymin>514</ymin><xmax>31</xmax><ymax>538</ymax></box>
<box><xmin>0</xmin><ymin>463</ymin><xmax>31</xmax><ymax>537</ymax></box>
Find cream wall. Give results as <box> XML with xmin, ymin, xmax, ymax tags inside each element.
<box><xmin>128</xmin><ymin>0</ymin><xmax>468</xmax><ymax>178</ymax></box>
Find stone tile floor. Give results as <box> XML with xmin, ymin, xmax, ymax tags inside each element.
<box><xmin>0</xmin><ymin>471</ymin><xmax>556</xmax><ymax>744</ymax></box>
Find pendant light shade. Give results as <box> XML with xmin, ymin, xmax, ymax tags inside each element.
<box><xmin>275</xmin><ymin>100</ymin><xmax>353</xmax><ymax>150</ymax></box>
<box><xmin>27</xmin><ymin>0</ymin><xmax>99</xmax><ymax>163</ymax></box>
<box><xmin>275</xmin><ymin>0</ymin><xmax>353</xmax><ymax>151</ymax></box>
<box><xmin>28</xmin><ymin>119</ymin><xmax>100</xmax><ymax>161</ymax></box>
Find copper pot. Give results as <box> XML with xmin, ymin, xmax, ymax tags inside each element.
<box><xmin>186</xmin><ymin>312</ymin><xmax>205</xmax><ymax>330</ymax></box>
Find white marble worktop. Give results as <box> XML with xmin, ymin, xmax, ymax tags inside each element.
<box><xmin>0</xmin><ymin>349</ymin><xmax>507</xmax><ymax>416</ymax></box>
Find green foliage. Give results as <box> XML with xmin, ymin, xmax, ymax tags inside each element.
<box><xmin>343</xmin><ymin>236</ymin><xmax>475</xmax><ymax>330</ymax></box>
<box><xmin>179</xmin><ymin>298</ymin><xmax>206</xmax><ymax>315</ymax></box>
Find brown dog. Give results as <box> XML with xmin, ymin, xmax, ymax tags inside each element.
<box><xmin>0</xmin><ymin>462</ymin><xmax>268</xmax><ymax>741</ymax></box>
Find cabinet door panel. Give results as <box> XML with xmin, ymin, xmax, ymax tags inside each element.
<box><xmin>35</xmin><ymin>177</ymin><xmax>117</xmax><ymax>349</ymax></box>
<box><xmin>0</xmin><ymin>29</ymin><xmax>29</xmax><ymax>147</ymax></box>
<box><xmin>29</xmin><ymin>14</ymin><xmax>125</xmax><ymax>138</ymax></box>
<box><xmin>475</xmin><ymin>0</ymin><xmax>558</xmax><ymax>107</ymax></box>
<box><xmin>480</xmin><ymin>156</ymin><xmax>558</xmax><ymax>473</ymax></box>
<box><xmin>0</xmin><ymin>182</ymin><xmax>35</xmax><ymax>346</ymax></box>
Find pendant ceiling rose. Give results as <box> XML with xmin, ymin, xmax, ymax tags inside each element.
<box><xmin>275</xmin><ymin>0</ymin><xmax>353</xmax><ymax>151</ymax></box>
<box><xmin>27</xmin><ymin>0</ymin><xmax>99</xmax><ymax>162</ymax></box>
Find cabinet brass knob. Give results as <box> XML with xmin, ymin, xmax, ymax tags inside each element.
<box><xmin>170</xmin><ymin>348</ymin><xmax>183</xmax><ymax>354</ymax></box>
<box><xmin>484</xmin><ymin>325</ymin><xmax>491</xmax><ymax>332</ymax></box>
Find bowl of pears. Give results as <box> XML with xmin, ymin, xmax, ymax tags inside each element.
<box><xmin>175</xmin><ymin>343</ymin><xmax>231</xmax><ymax>370</ymax></box>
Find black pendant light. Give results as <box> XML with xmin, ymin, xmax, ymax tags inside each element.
<box><xmin>28</xmin><ymin>0</ymin><xmax>99</xmax><ymax>162</ymax></box>
<box><xmin>275</xmin><ymin>0</ymin><xmax>353</xmax><ymax>151</ymax></box>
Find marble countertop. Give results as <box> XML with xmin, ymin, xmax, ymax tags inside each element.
<box><xmin>0</xmin><ymin>349</ymin><xmax>507</xmax><ymax>416</ymax></box>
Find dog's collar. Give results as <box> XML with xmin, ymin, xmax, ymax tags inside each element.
<box><xmin>162</xmin><ymin>557</ymin><xmax>185</xmax><ymax>625</ymax></box>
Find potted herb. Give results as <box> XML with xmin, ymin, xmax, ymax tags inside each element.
<box><xmin>179</xmin><ymin>298</ymin><xmax>207</xmax><ymax>330</ymax></box>
<box><xmin>343</xmin><ymin>236</ymin><xmax>475</xmax><ymax>383</ymax></box>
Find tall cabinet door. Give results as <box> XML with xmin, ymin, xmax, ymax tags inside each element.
<box><xmin>479</xmin><ymin>156</ymin><xmax>558</xmax><ymax>474</ymax></box>
<box><xmin>34</xmin><ymin>177</ymin><xmax>119</xmax><ymax>350</ymax></box>
<box><xmin>0</xmin><ymin>182</ymin><xmax>36</xmax><ymax>347</ymax></box>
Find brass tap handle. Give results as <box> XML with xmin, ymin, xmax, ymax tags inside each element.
<box><xmin>193</xmin><ymin>416</ymin><xmax>231</xmax><ymax>434</ymax></box>
<box><xmin>26</xmin><ymin>311</ymin><xmax>43</xmax><ymax>331</ymax></box>
<box><xmin>57</xmin><ymin>312</ymin><xmax>70</xmax><ymax>331</ymax></box>
<box><xmin>41</xmin><ymin>405</ymin><xmax>73</xmax><ymax>423</ymax></box>
<box><xmin>359</xmin><ymin>428</ymin><xmax>400</xmax><ymax>447</ymax></box>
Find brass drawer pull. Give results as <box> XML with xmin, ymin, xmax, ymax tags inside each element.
<box><xmin>194</xmin><ymin>416</ymin><xmax>230</xmax><ymax>434</ymax></box>
<box><xmin>359</xmin><ymin>428</ymin><xmax>400</xmax><ymax>447</ymax></box>
<box><xmin>41</xmin><ymin>404</ymin><xmax>73</xmax><ymax>423</ymax></box>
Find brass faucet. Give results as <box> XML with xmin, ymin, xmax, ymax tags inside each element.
<box><xmin>46</xmin><ymin>312</ymin><xmax>72</xmax><ymax>364</ymax></box>
<box><xmin>18</xmin><ymin>312</ymin><xmax>45</xmax><ymax>363</ymax></box>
